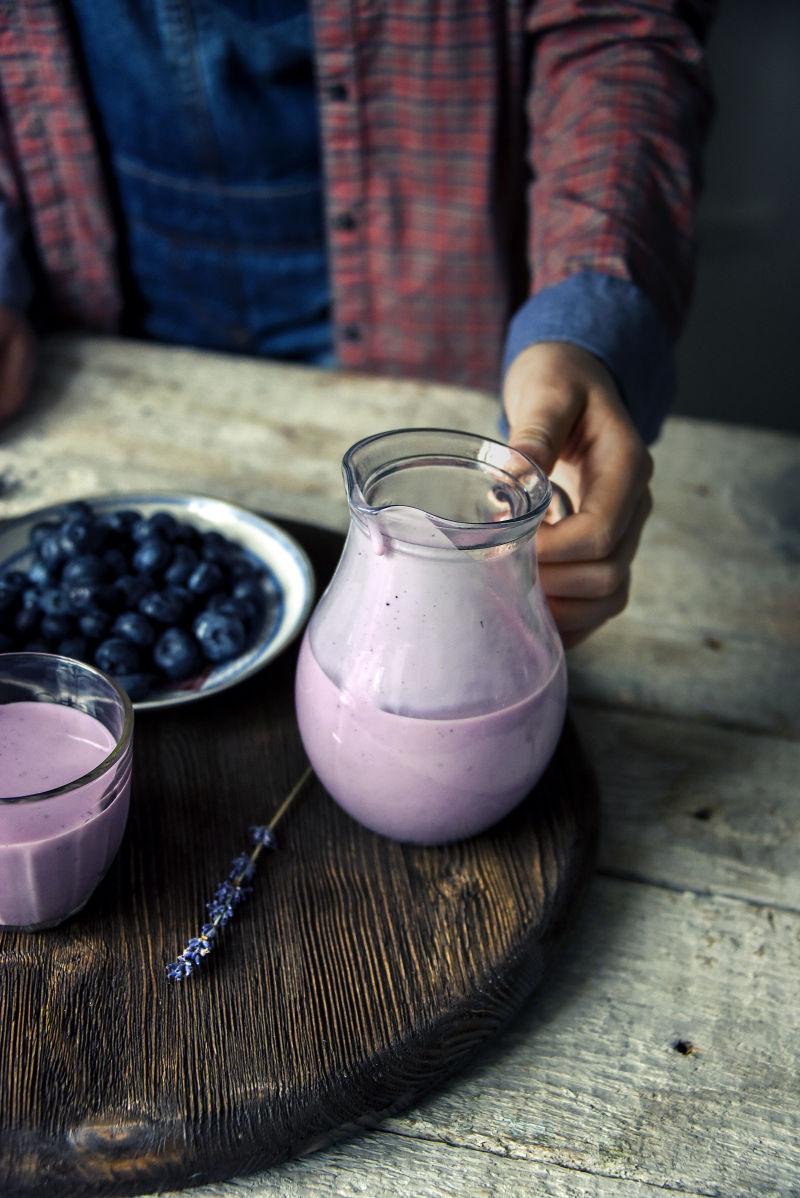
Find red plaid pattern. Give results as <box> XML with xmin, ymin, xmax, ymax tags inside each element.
<box><xmin>0</xmin><ymin>1</ymin><xmax>714</xmax><ymax>390</ymax></box>
<box><xmin>0</xmin><ymin>1</ymin><xmax>120</xmax><ymax>330</ymax></box>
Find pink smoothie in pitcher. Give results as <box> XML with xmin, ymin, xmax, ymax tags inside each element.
<box><xmin>295</xmin><ymin>429</ymin><xmax>568</xmax><ymax>844</ymax></box>
<box><xmin>0</xmin><ymin>702</ymin><xmax>132</xmax><ymax>928</ymax></box>
<box><xmin>296</xmin><ymin>633</ymin><xmax>566</xmax><ymax>844</ymax></box>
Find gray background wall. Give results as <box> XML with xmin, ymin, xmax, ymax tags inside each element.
<box><xmin>674</xmin><ymin>0</ymin><xmax>799</xmax><ymax>434</ymax></box>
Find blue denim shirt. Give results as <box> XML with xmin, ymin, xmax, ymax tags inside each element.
<box><xmin>67</xmin><ymin>0</ymin><xmax>333</xmax><ymax>364</ymax></box>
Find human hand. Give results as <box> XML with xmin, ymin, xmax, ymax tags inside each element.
<box><xmin>0</xmin><ymin>306</ymin><xmax>35</xmax><ymax>425</ymax></box>
<box><xmin>503</xmin><ymin>341</ymin><xmax>653</xmax><ymax>648</ymax></box>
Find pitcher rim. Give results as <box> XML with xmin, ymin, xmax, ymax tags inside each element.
<box><xmin>342</xmin><ymin>427</ymin><xmax>553</xmax><ymax>535</ymax></box>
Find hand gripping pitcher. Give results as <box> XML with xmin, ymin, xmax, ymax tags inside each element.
<box><xmin>295</xmin><ymin>429</ymin><xmax>567</xmax><ymax>843</ymax></box>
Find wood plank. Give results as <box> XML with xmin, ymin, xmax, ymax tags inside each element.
<box><xmin>373</xmin><ymin>877</ymin><xmax>800</xmax><ymax>1198</ymax></box>
<box><xmin>0</xmin><ymin>337</ymin><xmax>497</xmax><ymax>532</ymax></box>
<box><xmin>567</xmin><ymin>622</ymin><xmax>800</xmax><ymax>739</ymax></box>
<box><xmin>576</xmin><ymin>708</ymin><xmax>800</xmax><ymax>911</ymax></box>
<box><xmin>154</xmin><ymin>1132</ymin><xmax>711</xmax><ymax>1198</ymax></box>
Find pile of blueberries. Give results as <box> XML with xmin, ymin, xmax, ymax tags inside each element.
<box><xmin>0</xmin><ymin>501</ymin><xmax>279</xmax><ymax>701</ymax></box>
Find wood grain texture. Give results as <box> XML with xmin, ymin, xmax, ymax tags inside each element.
<box><xmin>156</xmin><ymin>877</ymin><xmax>800</xmax><ymax>1198</ymax></box>
<box><xmin>155</xmin><ymin>1129</ymin><xmax>718</xmax><ymax>1198</ymax></box>
<box><xmin>577</xmin><ymin>707</ymin><xmax>800</xmax><ymax>910</ymax></box>
<box><xmin>382</xmin><ymin>879</ymin><xmax>800</xmax><ymax>1198</ymax></box>
<box><xmin>0</xmin><ymin>523</ymin><xmax>598</xmax><ymax>1197</ymax></box>
<box><xmin>2</xmin><ymin>337</ymin><xmax>798</xmax><ymax>736</ymax></box>
<box><xmin>1</xmin><ymin>337</ymin><xmax>798</xmax><ymax>1198</ymax></box>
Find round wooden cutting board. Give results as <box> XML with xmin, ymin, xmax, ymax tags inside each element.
<box><xmin>0</xmin><ymin>521</ymin><xmax>599</xmax><ymax>1197</ymax></box>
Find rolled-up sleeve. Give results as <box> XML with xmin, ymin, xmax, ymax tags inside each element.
<box><xmin>504</xmin><ymin>1</ymin><xmax>716</xmax><ymax>441</ymax></box>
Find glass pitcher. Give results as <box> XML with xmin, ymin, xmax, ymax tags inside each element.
<box><xmin>295</xmin><ymin>428</ymin><xmax>567</xmax><ymax>844</ymax></box>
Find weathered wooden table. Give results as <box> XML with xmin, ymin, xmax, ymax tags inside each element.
<box><xmin>1</xmin><ymin>336</ymin><xmax>798</xmax><ymax>1198</ymax></box>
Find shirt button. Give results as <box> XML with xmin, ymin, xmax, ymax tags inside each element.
<box><xmin>341</xmin><ymin>324</ymin><xmax>362</xmax><ymax>342</ymax></box>
<box><xmin>328</xmin><ymin>82</ymin><xmax>348</xmax><ymax>102</ymax></box>
<box><xmin>333</xmin><ymin>212</ymin><xmax>357</xmax><ymax>232</ymax></box>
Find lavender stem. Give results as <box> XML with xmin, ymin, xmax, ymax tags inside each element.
<box><xmin>165</xmin><ymin>765</ymin><xmax>313</xmax><ymax>980</ymax></box>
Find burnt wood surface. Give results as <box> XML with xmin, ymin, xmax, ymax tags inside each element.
<box><xmin>0</xmin><ymin>520</ymin><xmax>599</xmax><ymax>1197</ymax></box>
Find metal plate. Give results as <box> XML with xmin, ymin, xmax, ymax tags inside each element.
<box><xmin>0</xmin><ymin>493</ymin><xmax>315</xmax><ymax>711</ymax></box>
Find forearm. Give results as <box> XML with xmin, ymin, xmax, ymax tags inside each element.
<box><xmin>525</xmin><ymin>0</ymin><xmax>717</xmax><ymax>337</ymax></box>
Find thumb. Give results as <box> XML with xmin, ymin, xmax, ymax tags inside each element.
<box><xmin>503</xmin><ymin>345</ymin><xmax>586</xmax><ymax>474</ymax></box>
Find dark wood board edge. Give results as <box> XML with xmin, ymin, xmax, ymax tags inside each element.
<box><xmin>0</xmin><ymin>518</ymin><xmax>600</xmax><ymax>1197</ymax></box>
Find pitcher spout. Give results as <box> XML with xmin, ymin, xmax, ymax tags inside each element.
<box><xmin>342</xmin><ymin>428</ymin><xmax>552</xmax><ymax>552</ymax></box>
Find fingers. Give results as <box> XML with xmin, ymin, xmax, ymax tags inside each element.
<box><xmin>547</xmin><ymin>579</ymin><xmax>631</xmax><ymax>636</ymax></box>
<box><xmin>539</xmin><ymin>489</ymin><xmax>652</xmax><ymax>599</ymax></box>
<box><xmin>537</xmin><ymin>422</ymin><xmax>653</xmax><ymax>564</ymax></box>
<box><xmin>503</xmin><ymin>340</ymin><xmax>655</xmax><ymax>646</ymax></box>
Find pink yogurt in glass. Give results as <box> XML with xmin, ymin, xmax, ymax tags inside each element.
<box><xmin>0</xmin><ymin>699</ymin><xmax>132</xmax><ymax>930</ymax></box>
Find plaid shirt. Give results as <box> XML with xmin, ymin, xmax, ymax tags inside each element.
<box><xmin>0</xmin><ymin>1</ymin><xmax>715</xmax><ymax>422</ymax></box>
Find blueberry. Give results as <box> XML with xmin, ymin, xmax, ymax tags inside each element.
<box><xmin>114</xmin><ymin>673</ymin><xmax>155</xmax><ymax>702</ymax></box>
<box><xmin>22</xmin><ymin>639</ymin><xmax>48</xmax><ymax>653</ymax></box>
<box><xmin>38</xmin><ymin>534</ymin><xmax>66</xmax><ymax>571</ymax></box>
<box><xmin>201</xmin><ymin>531</ymin><xmax>229</xmax><ymax>555</ymax></box>
<box><xmin>229</xmin><ymin>555</ymin><xmax>262</xmax><ymax>580</ymax></box>
<box><xmin>193</xmin><ymin>611</ymin><xmax>246</xmax><ymax>663</ymax></box>
<box><xmin>115</xmin><ymin>575</ymin><xmax>149</xmax><ymax>608</ymax></box>
<box><xmin>233</xmin><ymin>576</ymin><xmax>271</xmax><ymax>606</ymax></box>
<box><xmin>0</xmin><ymin>582</ymin><xmax>21</xmax><ymax>613</ymax></box>
<box><xmin>200</xmin><ymin>541</ymin><xmax>233</xmax><ymax>567</ymax></box>
<box><xmin>15</xmin><ymin>607</ymin><xmax>40</xmax><ymax>636</ymax></box>
<box><xmin>0</xmin><ymin>632</ymin><xmax>15</xmax><ymax>651</ymax></box>
<box><xmin>79</xmin><ymin>609</ymin><xmax>111</xmax><ymax>639</ymax></box>
<box><xmin>132</xmin><ymin>537</ymin><xmax>171</xmax><ymax>574</ymax></box>
<box><xmin>147</xmin><ymin>512</ymin><xmax>179</xmax><ymax>540</ymax></box>
<box><xmin>153</xmin><ymin>627</ymin><xmax>201</xmax><ymax>681</ymax></box>
<box><xmin>172</xmin><ymin>522</ymin><xmax>201</xmax><ymax>547</ymax></box>
<box><xmin>59</xmin><ymin>517</ymin><xmax>103</xmax><ymax>557</ymax></box>
<box><xmin>95</xmin><ymin>638</ymin><xmax>142</xmax><ymax>675</ymax></box>
<box><xmin>105</xmin><ymin>510</ymin><xmax>140</xmax><ymax>535</ymax></box>
<box><xmin>57</xmin><ymin>636</ymin><xmax>90</xmax><ymax>660</ymax></box>
<box><xmin>130</xmin><ymin>516</ymin><xmax>160</xmax><ymax>544</ymax></box>
<box><xmin>112</xmin><ymin>611</ymin><xmax>156</xmax><ymax>647</ymax></box>
<box><xmin>62</xmin><ymin>554</ymin><xmax>108</xmax><ymax>585</ymax></box>
<box><xmin>20</xmin><ymin>587</ymin><xmax>40</xmax><ymax>610</ymax></box>
<box><xmin>0</xmin><ymin>589</ymin><xmax>17</xmax><ymax>618</ymax></box>
<box><xmin>30</xmin><ymin>521</ymin><xmax>59</xmax><ymax>550</ymax></box>
<box><xmin>139</xmin><ymin>589</ymin><xmax>185</xmax><ymax>625</ymax></box>
<box><xmin>208</xmin><ymin>594</ymin><xmax>259</xmax><ymax>625</ymax></box>
<box><xmin>164</xmin><ymin>544</ymin><xmax>199</xmax><ymax>586</ymax></box>
<box><xmin>60</xmin><ymin>500</ymin><xmax>94</xmax><ymax>521</ymax></box>
<box><xmin>263</xmin><ymin>571</ymin><xmax>281</xmax><ymax>600</ymax></box>
<box><xmin>0</xmin><ymin>570</ymin><xmax>27</xmax><ymax>593</ymax></box>
<box><xmin>187</xmin><ymin>561</ymin><xmax>224</xmax><ymax>597</ymax></box>
<box><xmin>41</xmin><ymin>613</ymin><xmax>74</xmax><ymax>643</ymax></box>
<box><xmin>26</xmin><ymin>560</ymin><xmax>53</xmax><ymax>589</ymax></box>
<box><xmin>103</xmin><ymin>548</ymin><xmax>129</xmax><ymax>577</ymax></box>
<box><xmin>169</xmin><ymin>585</ymin><xmax>195</xmax><ymax>612</ymax></box>
<box><xmin>66</xmin><ymin>582</ymin><xmax>107</xmax><ymax>613</ymax></box>
<box><xmin>39</xmin><ymin>587</ymin><xmax>72</xmax><ymax>616</ymax></box>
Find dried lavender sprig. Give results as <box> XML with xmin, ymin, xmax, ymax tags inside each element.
<box><xmin>166</xmin><ymin>766</ymin><xmax>313</xmax><ymax>981</ymax></box>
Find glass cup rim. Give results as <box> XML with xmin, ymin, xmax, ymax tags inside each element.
<box><xmin>343</xmin><ymin>426</ymin><xmax>553</xmax><ymax>530</ymax></box>
<box><xmin>0</xmin><ymin>652</ymin><xmax>134</xmax><ymax>804</ymax></box>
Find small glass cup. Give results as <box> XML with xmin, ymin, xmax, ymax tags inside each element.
<box><xmin>0</xmin><ymin>652</ymin><xmax>134</xmax><ymax>931</ymax></box>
